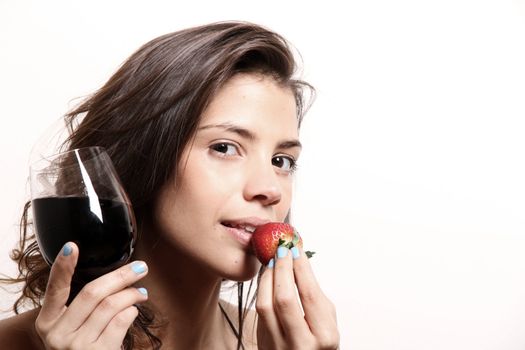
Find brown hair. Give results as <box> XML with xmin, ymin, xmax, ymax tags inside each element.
<box><xmin>2</xmin><ymin>21</ymin><xmax>313</xmax><ymax>348</ymax></box>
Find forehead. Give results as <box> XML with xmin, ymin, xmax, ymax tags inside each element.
<box><xmin>200</xmin><ymin>73</ymin><xmax>298</xmax><ymax>132</ymax></box>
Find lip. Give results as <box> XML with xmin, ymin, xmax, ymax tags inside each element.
<box><xmin>222</xmin><ymin>217</ymin><xmax>271</xmax><ymax>227</ymax></box>
<box><xmin>221</xmin><ymin>217</ymin><xmax>272</xmax><ymax>247</ymax></box>
<box><xmin>223</xmin><ymin>225</ymin><xmax>253</xmax><ymax>247</ymax></box>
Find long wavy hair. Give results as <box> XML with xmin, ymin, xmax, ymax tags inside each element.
<box><xmin>2</xmin><ymin>21</ymin><xmax>313</xmax><ymax>349</ymax></box>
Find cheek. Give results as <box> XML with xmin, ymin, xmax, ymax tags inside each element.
<box><xmin>171</xmin><ymin>153</ymin><xmax>243</xmax><ymax>226</ymax></box>
<box><xmin>180</xmin><ymin>155</ymin><xmax>240</xmax><ymax>203</ymax></box>
<box><xmin>276</xmin><ymin>180</ymin><xmax>294</xmax><ymax>220</ymax></box>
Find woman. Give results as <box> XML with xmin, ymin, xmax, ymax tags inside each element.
<box><xmin>0</xmin><ymin>21</ymin><xmax>339</xmax><ymax>349</ymax></box>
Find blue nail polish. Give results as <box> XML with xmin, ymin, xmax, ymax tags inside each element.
<box><xmin>62</xmin><ymin>243</ymin><xmax>72</xmax><ymax>256</ymax></box>
<box><xmin>131</xmin><ymin>262</ymin><xmax>147</xmax><ymax>274</ymax></box>
<box><xmin>267</xmin><ymin>258</ymin><xmax>275</xmax><ymax>268</ymax></box>
<box><xmin>291</xmin><ymin>246</ymin><xmax>300</xmax><ymax>259</ymax></box>
<box><xmin>137</xmin><ymin>287</ymin><xmax>148</xmax><ymax>296</ymax></box>
<box><xmin>277</xmin><ymin>246</ymin><xmax>289</xmax><ymax>259</ymax></box>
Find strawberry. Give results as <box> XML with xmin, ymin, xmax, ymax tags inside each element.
<box><xmin>251</xmin><ymin>222</ymin><xmax>314</xmax><ymax>265</ymax></box>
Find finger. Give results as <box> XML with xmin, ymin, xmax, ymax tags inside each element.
<box><xmin>256</xmin><ymin>260</ymin><xmax>283</xmax><ymax>344</ymax></box>
<box><xmin>272</xmin><ymin>246</ymin><xmax>310</xmax><ymax>341</ymax></box>
<box><xmin>39</xmin><ymin>242</ymin><xmax>78</xmax><ymax>324</ymax></box>
<box><xmin>56</xmin><ymin>260</ymin><xmax>148</xmax><ymax>333</ymax></box>
<box><xmin>292</xmin><ymin>246</ymin><xmax>338</xmax><ymax>339</ymax></box>
<box><xmin>95</xmin><ymin>305</ymin><xmax>138</xmax><ymax>348</ymax></box>
<box><xmin>76</xmin><ymin>287</ymin><xmax>148</xmax><ymax>342</ymax></box>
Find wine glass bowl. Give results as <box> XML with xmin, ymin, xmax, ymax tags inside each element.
<box><xmin>30</xmin><ymin>147</ymin><xmax>136</xmax><ymax>279</ymax></box>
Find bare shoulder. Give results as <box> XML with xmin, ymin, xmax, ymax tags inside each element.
<box><xmin>220</xmin><ymin>300</ymin><xmax>258</xmax><ymax>349</ymax></box>
<box><xmin>0</xmin><ymin>308</ymin><xmax>44</xmax><ymax>349</ymax></box>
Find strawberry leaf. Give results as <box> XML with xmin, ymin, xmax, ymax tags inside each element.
<box><xmin>305</xmin><ymin>251</ymin><xmax>315</xmax><ymax>259</ymax></box>
<box><xmin>292</xmin><ymin>230</ymin><xmax>300</xmax><ymax>246</ymax></box>
<box><xmin>278</xmin><ymin>238</ymin><xmax>293</xmax><ymax>249</ymax></box>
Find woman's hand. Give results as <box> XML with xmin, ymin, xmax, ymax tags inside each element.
<box><xmin>256</xmin><ymin>246</ymin><xmax>340</xmax><ymax>350</ymax></box>
<box><xmin>35</xmin><ymin>242</ymin><xmax>148</xmax><ymax>350</ymax></box>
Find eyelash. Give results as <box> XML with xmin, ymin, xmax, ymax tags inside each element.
<box><xmin>209</xmin><ymin>142</ymin><xmax>298</xmax><ymax>174</ymax></box>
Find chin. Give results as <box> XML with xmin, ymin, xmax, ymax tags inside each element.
<box><xmin>220</xmin><ymin>254</ymin><xmax>262</xmax><ymax>282</ymax></box>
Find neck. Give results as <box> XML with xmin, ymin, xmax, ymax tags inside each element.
<box><xmin>134</xmin><ymin>230</ymin><xmax>237</xmax><ymax>349</ymax></box>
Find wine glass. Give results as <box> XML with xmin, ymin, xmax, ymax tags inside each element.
<box><xmin>30</xmin><ymin>146</ymin><xmax>136</xmax><ymax>300</ymax></box>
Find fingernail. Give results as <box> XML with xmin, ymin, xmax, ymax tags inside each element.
<box><xmin>277</xmin><ymin>246</ymin><xmax>289</xmax><ymax>259</ymax></box>
<box><xmin>62</xmin><ymin>243</ymin><xmax>72</xmax><ymax>256</ymax></box>
<box><xmin>291</xmin><ymin>246</ymin><xmax>300</xmax><ymax>259</ymax></box>
<box><xmin>137</xmin><ymin>287</ymin><xmax>148</xmax><ymax>296</ymax></box>
<box><xmin>267</xmin><ymin>258</ymin><xmax>275</xmax><ymax>269</ymax></box>
<box><xmin>131</xmin><ymin>261</ymin><xmax>147</xmax><ymax>274</ymax></box>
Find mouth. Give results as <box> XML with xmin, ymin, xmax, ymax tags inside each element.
<box><xmin>221</xmin><ymin>221</ymin><xmax>257</xmax><ymax>234</ymax></box>
<box><xmin>220</xmin><ymin>217</ymin><xmax>270</xmax><ymax>247</ymax></box>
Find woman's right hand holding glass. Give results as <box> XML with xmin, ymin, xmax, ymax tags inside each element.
<box><xmin>35</xmin><ymin>243</ymin><xmax>148</xmax><ymax>349</ymax></box>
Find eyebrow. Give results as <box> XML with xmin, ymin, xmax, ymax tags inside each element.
<box><xmin>198</xmin><ymin>122</ymin><xmax>302</xmax><ymax>150</ymax></box>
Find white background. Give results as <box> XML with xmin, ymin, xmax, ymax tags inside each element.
<box><xmin>1</xmin><ymin>1</ymin><xmax>525</xmax><ymax>349</ymax></box>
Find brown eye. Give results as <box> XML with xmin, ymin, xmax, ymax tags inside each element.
<box><xmin>272</xmin><ymin>156</ymin><xmax>297</xmax><ymax>173</ymax></box>
<box><xmin>211</xmin><ymin>143</ymin><xmax>237</xmax><ymax>156</ymax></box>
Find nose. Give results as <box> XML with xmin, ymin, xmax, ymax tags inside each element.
<box><xmin>243</xmin><ymin>164</ymin><xmax>282</xmax><ymax>207</ymax></box>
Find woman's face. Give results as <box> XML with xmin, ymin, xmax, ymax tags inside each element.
<box><xmin>153</xmin><ymin>73</ymin><xmax>300</xmax><ymax>281</ymax></box>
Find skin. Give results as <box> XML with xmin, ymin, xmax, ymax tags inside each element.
<box><xmin>0</xmin><ymin>73</ymin><xmax>339</xmax><ymax>349</ymax></box>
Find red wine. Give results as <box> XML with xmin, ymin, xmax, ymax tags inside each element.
<box><xmin>32</xmin><ymin>196</ymin><xmax>135</xmax><ymax>299</ymax></box>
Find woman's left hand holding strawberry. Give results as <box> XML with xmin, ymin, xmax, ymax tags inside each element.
<box><xmin>256</xmin><ymin>246</ymin><xmax>340</xmax><ymax>349</ymax></box>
